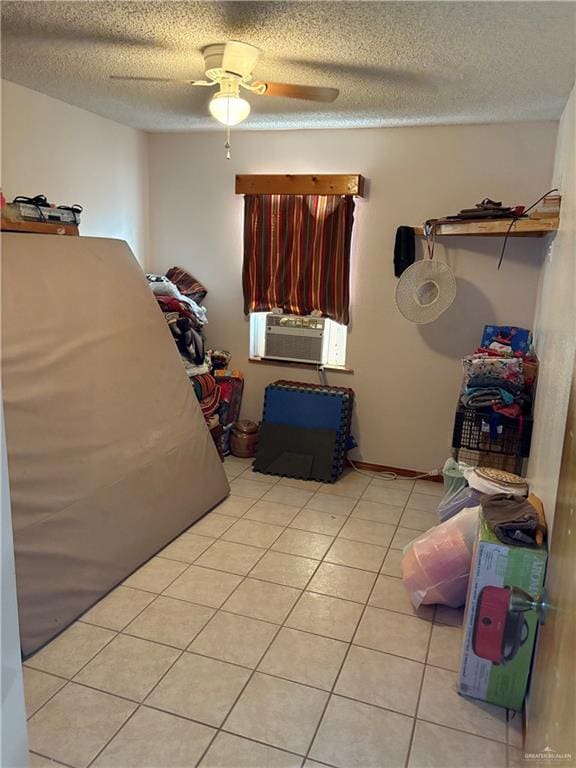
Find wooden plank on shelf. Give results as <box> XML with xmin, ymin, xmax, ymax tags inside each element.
<box><xmin>1</xmin><ymin>219</ymin><xmax>79</xmax><ymax>236</ymax></box>
<box><xmin>414</xmin><ymin>217</ymin><xmax>559</xmax><ymax>238</ymax></box>
<box><xmin>235</xmin><ymin>174</ymin><xmax>365</xmax><ymax>197</ymax></box>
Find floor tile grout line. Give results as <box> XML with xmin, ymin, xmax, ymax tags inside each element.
<box><xmin>167</xmin><ymin>558</ymin><xmax>264</xmax><ymax>579</ymax></box>
<box><xmin>25</xmin><ymin>625</ymin><xmax>122</xmax><ymax>723</ymax></box>
<box><xmin>81</xmin><ymin>587</ymin><xmax>165</xmax><ymax>637</ymax></box>
<box><xmin>414</xmin><ymin>715</ymin><xmax>510</xmax><ymax>747</ymax></box>
<box><xmin>27</xmin><ymin>468</ymin><xmax>434</xmax><ymax>767</ymax></box>
<box><xmin>305</xmin><ymin>479</ymin><xmax>421</xmax><ymax>764</ymax></box>
<box><xmin>171</xmin><ymin>480</ymin><xmax>438</xmax><ymax>616</ymax></box>
<box><xmin>23</xmin><ymin>665</ymin><xmax>69</xmax><ymax>683</ymax></box>
<box><xmin>73</xmin><ymin>586</ymin><xmax>173</xmax><ymax>671</ymax></box>
<box><xmin>85</xmin><ymin>702</ymin><xmax>143</xmax><ymax>768</ymax></box>
<box><xmin>206</xmin><ymin>481</ymin><xmax>344</xmax><ymax>756</ymax></box>
<box><xmin>229</xmin><ymin>465</ymin><xmax>471</xmax><ymax>762</ymax></box>
<box><xmin>37</xmin><ymin>512</ymin><xmax>433</xmax><ymax>670</ymax></box>
<box><xmin>124</xmin><ymin>553</ymin><xmax>201</xmax><ymax>594</ymax></box>
<box><xmin>120</xmin><ymin>627</ymin><xmax>209</xmax><ymax>653</ymax></box>
<box><xmin>31</xmin><ymin>466</ymin><xmax>268</xmax><ymax>764</ymax></box>
<box><xmin>104</xmin><ymin>595</ymin><xmax>438</xmax><ymax>663</ymax></box>
<box><xmin>38</xmin><ymin>625</ymin><xmax>457</xmax><ymax>695</ymax></box>
<box><xmin>403</xmin><ymin>603</ymin><xmax>437</xmax><ymax>768</ymax></box>
<box><xmin>30</xmin><ymin>679</ymin><xmax>140</xmax><ymax>768</ymax></box>
<box><xmin>51</xmin><ymin>667</ymin><xmax>510</xmax><ymax>760</ymax></box>
<box><xmin>24</xmin><ymin>673</ymin><xmax>68</xmax><ymax>722</ymax></box>
<box><xmin>212</xmin><ymin>728</ymin><xmax>314</xmax><ymax>765</ymax></box>
<box><xmin>120</xmin><ymin>600</ymin><xmax>433</xmax><ymax>661</ymax></box>
<box><xmin>301</xmin><ymin>521</ymin><xmax>404</xmax><ymax>764</ymax></box>
<box><xmin>81</xmin><ymin>577</ymin><xmax>244</xmax><ymax>768</ymax></box>
<box><xmin>246</xmin><ymin>549</ymin><xmax>324</xmax><ymax>592</ymax></box>
<box><xmin>203</xmin><ymin>731</ymin><xmax>312</xmax><ymax>767</ymax></box>
<box><xmin>28</xmin><ymin>749</ymin><xmax>76</xmax><ymax>768</ymax></box>
<box><xmin>91</xmin><ymin>507</ymin><xmax>293</xmax><ymax>768</ymax></box>
<box><xmin>191</xmin><ymin>537</ymin><xmax>269</xmax><ymax>574</ymax></box>
<box><xmin>194</xmin><ymin>608</ymin><xmax>289</xmax><ymax>766</ymax></box>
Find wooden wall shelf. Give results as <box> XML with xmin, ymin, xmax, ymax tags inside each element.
<box><xmin>1</xmin><ymin>219</ymin><xmax>79</xmax><ymax>236</ymax></box>
<box><xmin>235</xmin><ymin>174</ymin><xmax>365</xmax><ymax>197</ymax></box>
<box><xmin>414</xmin><ymin>217</ymin><xmax>559</xmax><ymax>238</ymax></box>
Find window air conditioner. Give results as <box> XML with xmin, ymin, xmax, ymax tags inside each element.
<box><xmin>264</xmin><ymin>314</ymin><xmax>326</xmax><ymax>364</ymax></box>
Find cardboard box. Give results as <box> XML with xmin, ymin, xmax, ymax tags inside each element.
<box><xmin>480</xmin><ymin>325</ymin><xmax>532</xmax><ymax>355</ymax></box>
<box><xmin>458</xmin><ymin>513</ymin><xmax>547</xmax><ymax>710</ymax></box>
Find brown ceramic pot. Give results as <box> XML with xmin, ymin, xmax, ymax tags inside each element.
<box><xmin>230</xmin><ymin>420</ymin><xmax>259</xmax><ymax>458</ymax></box>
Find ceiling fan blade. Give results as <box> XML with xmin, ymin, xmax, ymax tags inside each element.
<box><xmin>257</xmin><ymin>82</ymin><xmax>339</xmax><ymax>103</ymax></box>
<box><xmin>110</xmin><ymin>76</ymin><xmax>201</xmax><ymax>83</ymax></box>
<box><xmin>221</xmin><ymin>40</ymin><xmax>260</xmax><ymax>77</ymax></box>
<box><xmin>287</xmin><ymin>58</ymin><xmax>439</xmax><ymax>90</ymax></box>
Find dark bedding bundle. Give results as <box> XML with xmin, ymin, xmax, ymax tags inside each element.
<box><xmin>166</xmin><ymin>266</ymin><xmax>208</xmax><ymax>304</ymax></box>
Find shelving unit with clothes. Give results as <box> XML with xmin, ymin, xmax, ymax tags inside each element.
<box><xmin>146</xmin><ymin>268</ymin><xmax>244</xmax><ymax>459</ymax></box>
<box><xmin>451</xmin><ymin>326</ymin><xmax>538</xmax><ymax>475</ymax></box>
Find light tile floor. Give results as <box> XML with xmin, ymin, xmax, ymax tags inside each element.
<box><xmin>25</xmin><ymin>457</ymin><xmax>520</xmax><ymax>768</ymax></box>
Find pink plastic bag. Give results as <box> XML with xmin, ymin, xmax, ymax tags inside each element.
<box><xmin>401</xmin><ymin>506</ymin><xmax>480</xmax><ymax>608</ymax></box>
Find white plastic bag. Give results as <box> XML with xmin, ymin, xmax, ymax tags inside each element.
<box><xmin>442</xmin><ymin>457</ymin><xmax>468</xmax><ymax>495</ymax></box>
<box><xmin>401</xmin><ymin>506</ymin><xmax>480</xmax><ymax>609</ymax></box>
<box><xmin>437</xmin><ymin>486</ymin><xmax>483</xmax><ymax>523</ymax></box>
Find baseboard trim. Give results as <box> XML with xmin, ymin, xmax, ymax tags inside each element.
<box><xmin>347</xmin><ymin>459</ymin><xmax>443</xmax><ymax>483</ymax></box>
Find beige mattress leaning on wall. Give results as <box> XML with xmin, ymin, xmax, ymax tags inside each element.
<box><xmin>1</xmin><ymin>233</ymin><xmax>229</xmax><ymax>657</ymax></box>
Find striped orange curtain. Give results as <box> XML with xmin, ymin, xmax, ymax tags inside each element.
<box><xmin>242</xmin><ymin>194</ymin><xmax>355</xmax><ymax>325</ymax></box>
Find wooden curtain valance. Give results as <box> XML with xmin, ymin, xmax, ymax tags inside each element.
<box><xmin>235</xmin><ymin>174</ymin><xmax>365</xmax><ymax>197</ymax></box>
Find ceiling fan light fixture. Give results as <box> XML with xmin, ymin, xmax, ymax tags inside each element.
<box><xmin>209</xmin><ymin>91</ymin><xmax>251</xmax><ymax>126</ymax></box>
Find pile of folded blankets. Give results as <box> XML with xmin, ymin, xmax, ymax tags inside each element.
<box><xmin>460</xmin><ymin>325</ymin><xmax>538</xmax><ymax>420</ymax></box>
<box><xmin>147</xmin><ymin>267</ymin><xmax>208</xmax><ymax>376</ymax></box>
<box><xmin>146</xmin><ymin>268</ymin><xmax>244</xmax><ymax>451</ymax></box>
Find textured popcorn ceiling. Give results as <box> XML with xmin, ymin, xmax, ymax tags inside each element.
<box><xmin>2</xmin><ymin>1</ymin><xmax>575</xmax><ymax>131</ymax></box>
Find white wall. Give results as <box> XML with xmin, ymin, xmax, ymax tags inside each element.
<box><xmin>148</xmin><ymin>122</ymin><xmax>556</xmax><ymax>471</ymax></box>
<box><xmin>0</xmin><ymin>399</ymin><xmax>28</xmax><ymax>768</ymax></box>
<box><xmin>528</xmin><ymin>87</ymin><xmax>575</xmax><ymax>525</ymax></box>
<box><xmin>1</xmin><ymin>83</ymin><xmax>561</xmax><ymax>472</ymax></box>
<box><xmin>1</xmin><ymin>80</ymin><xmax>149</xmax><ymax>267</ymax></box>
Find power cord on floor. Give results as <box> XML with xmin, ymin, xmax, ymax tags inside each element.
<box><xmin>348</xmin><ymin>458</ymin><xmax>441</xmax><ymax>482</ymax></box>
<box><xmin>317</xmin><ymin>363</ymin><xmax>442</xmax><ymax>482</ymax></box>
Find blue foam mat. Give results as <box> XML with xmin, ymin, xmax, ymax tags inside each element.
<box><xmin>263</xmin><ymin>388</ymin><xmax>348</xmax><ymax>431</ymax></box>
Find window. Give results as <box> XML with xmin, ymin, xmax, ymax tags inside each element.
<box><xmin>241</xmin><ymin>192</ymin><xmax>355</xmax><ymax>367</ymax></box>
<box><xmin>249</xmin><ymin>311</ymin><xmax>348</xmax><ymax>368</ymax></box>
<box><xmin>242</xmin><ymin>194</ymin><xmax>355</xmax><ymax>325</ymax></box>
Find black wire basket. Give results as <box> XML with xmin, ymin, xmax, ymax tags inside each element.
<box><xmin>452</xmin><ymin>407</ymin><xmax>533</xmax><ymax>458</ymax></box>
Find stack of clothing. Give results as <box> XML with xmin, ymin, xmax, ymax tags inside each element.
<box><xmin>147</xmin><ymin>268</ymin><xmax>220</xmax><ymax>423</ymax></box>
<box><xmin>191</xmin><ymin>372</ymin><xmax>221</xmax><ymax>426</ymax></box>
<box><xmin>460</xmin><ymin>326</ymin><xmax>537</xmax><ymax>419</ymax></box>
<box><xmin>146</xmin><ymin>268</ymin><xmax>244</xmax><ymax>451</ymax></box>
<box><xmin>481</xmin><ymin>492</ymin><xmax>547</xmax><ymax>547</ymax></box>
<box><xmin>147</xmin><ymin>270</ymin><xmax>208</xmax><ymax>377</ymax></box>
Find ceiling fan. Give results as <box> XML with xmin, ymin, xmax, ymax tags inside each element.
<box><xmin>111</xmin><ymin>40</ymin><xmax>339</xmax><ymax>127</ymax></box>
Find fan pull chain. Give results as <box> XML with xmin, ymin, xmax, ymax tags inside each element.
<box><xmin>225</xmin><ymin>125</ymin><xmax>231</xmax><ymax>160</ymax></box>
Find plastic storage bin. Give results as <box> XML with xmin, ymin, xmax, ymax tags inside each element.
<box><xmin>401</xmin><ymin>506</ymin><xmax>480</xmax><ymax>608</ymax></box>
<box><xmin>452</xmin><ymin>407</ymin><xmax>533</xmax><ymax>457</ymax></box>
